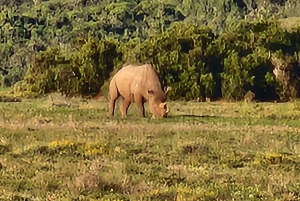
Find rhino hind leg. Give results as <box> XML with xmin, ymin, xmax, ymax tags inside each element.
<box><xmin>108</xmin><ymin>98</ymin><xmax>118</xmax><ymax>118</ymax></box>
<box><xmin>134</xmin><ymin>94</ymin><xmax>145</xmax><ymax>118</ymax></box>
<box><xmin>120</xmin><ymin>99</ymin><xmax>131</xmax><ymax>118</ymax></box>
<box><xmin>107</xmin><ymin>81</ymin><xmax>120</xmax><ymax>118</ymax></box>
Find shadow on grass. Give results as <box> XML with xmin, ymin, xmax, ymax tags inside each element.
<box><xmin>173</xmin><ymin>114</ymin><xmax>218</xmax><ymax>118</ymax></box>
<box><xmin>105</xmin><ymin>114</ymin><xmax>220</xmax><ymax>121</ymax></box>
<box><xmin>149</xmin><ymin>114</ymin><xmax>222</xmax><ymax>124</ymax></box>
<box><xmin>163</xmin><ymin>114</ymin><xmax>219</xmax><ymax>121</ymax></box>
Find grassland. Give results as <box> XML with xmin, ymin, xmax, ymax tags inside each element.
<box><xmin>1</xmin><ymin>93</ymin><xmax>300</xmax><ymax>200</ymax></box>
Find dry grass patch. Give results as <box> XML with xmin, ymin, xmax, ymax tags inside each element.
<box><xmin>279</xmin><ymin>17</ymin><xmax>300</xmax><ymax>31</ymax></box>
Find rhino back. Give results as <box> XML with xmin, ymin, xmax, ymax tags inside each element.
<box><xmin>113</xmin><ymin>64</ymin><xmax>164</xmax><ymax>100</ymax></box>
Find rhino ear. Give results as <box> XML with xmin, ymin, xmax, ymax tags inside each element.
<box><xmin>165</xmin><ymin>87</ymin><xmax>172</xmax><ymax>96</ymax></box>
<box><xmin>159</xmin><ymin>102</ymin><xmax>167</xmax><ymax>108</ymax></box>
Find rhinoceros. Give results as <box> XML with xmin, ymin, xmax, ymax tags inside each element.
<box><xmin>107</xmin><ymin>63</ymin><xmax>171</xmax><ymax>118</ymax></box>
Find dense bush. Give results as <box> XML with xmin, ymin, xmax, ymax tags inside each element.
<box><xmin>2</xmin><ymin>0</ymin><xmax>300</xmax><ymax>101</ymax></box>
<box><xmin>19</xmin><ymin>18</ymin><xmax>300</xmax><ymax>101</ymax></box>
<box><xmin>24</xmin><ymin>37</ymin><xmax>121</xmax><ymax>96</ymax></box>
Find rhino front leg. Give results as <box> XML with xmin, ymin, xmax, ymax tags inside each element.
<box><xmin>134</xmin><ymin>95</ymin><xmax>145</xmax><ymax>118</ymax></box>
<box><xmin>120</xmin><ymin>99</ymin><xmax>131</xmax><ymax>118</ymax></box>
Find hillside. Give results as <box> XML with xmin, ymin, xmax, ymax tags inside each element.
<box><xmin>1</xmin><ymin>0</ymin><xmax>300</xmax><ymax>101</ymax></box>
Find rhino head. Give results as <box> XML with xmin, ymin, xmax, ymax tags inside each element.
<box><xmin>147</xmin><ymin>87</ymin><xmax>171</xmax><ymax>118</ymax></box>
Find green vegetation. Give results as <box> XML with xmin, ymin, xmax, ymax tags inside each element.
<box><xmin>1</xmin><ymin>0</ymin><xmax>300</xmax><ymax>101</ymax></box>
<box><xmin>1</xmin><ymin>96</ymin><xmax>300</xmax><ymax>200</ymax></box>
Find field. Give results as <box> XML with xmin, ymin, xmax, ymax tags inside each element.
<box><xmin>1</xmin><ymin>94</ymin><xmax>300</xmax><ymax>201</ymax></box>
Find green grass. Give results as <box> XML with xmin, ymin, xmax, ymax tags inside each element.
<box><xmin>1</xmin><ymin>94</ymin><xmax>300</xmax><ymax>200</ymax></box>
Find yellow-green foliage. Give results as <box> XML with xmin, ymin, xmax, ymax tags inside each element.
<box><xmin>2</xmin><ymin>0</ymin><xmax>300</xmax><ymax>102</ymax></box>
<box><xmin>48</xmin><ymin>139</ymin><xmax>109</xmax><ymax>156</ymax></box>
<box><xmin>22</xmin><ymin>19</ymin><xmax>300</xmax><ymax>101</ymax></box>
<box><xmin>24</xmin><ymin>38</ymin><xmax>120</xmax><ymax>97</ymax></box>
